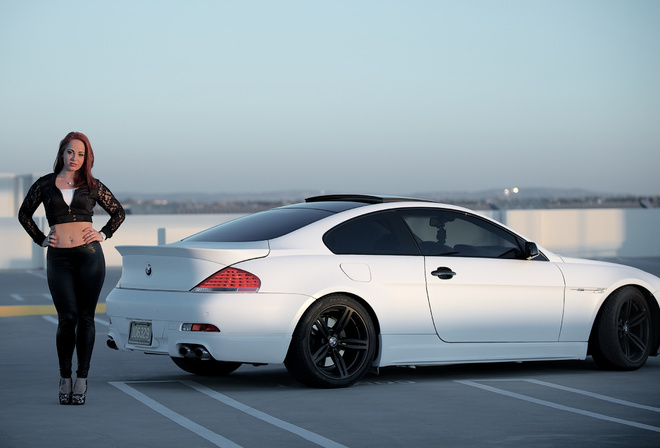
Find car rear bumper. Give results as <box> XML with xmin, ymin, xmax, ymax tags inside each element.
<box><xmin>105</xmin><ymin>288</ymin><xmax>314</xmax><ymax>364</ymax></box>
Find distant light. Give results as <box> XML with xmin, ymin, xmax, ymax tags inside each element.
<box><xmin>504</xmin><ymin>189</ymin><xmax>510</xmax><ymax>196</ymax></box>
<box><xmin>513</xmin><ymin>187</ymin><xmax>519</xmax><ymax>194</ymax></box>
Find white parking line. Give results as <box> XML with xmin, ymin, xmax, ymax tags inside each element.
<box><xmin>94</xmin><ymin>317</ymin><xmax>109</xmax><ymax>327</ymax></box>
<box><xmin>110</xmin><ymin>380</ymin><xmax>349</xmax><ymax>448</ymax></box>
<box><xmin>11</xmin><ymin>294</ymin><xmax>24</xmax><ymax>301</ymax></box>
<box><xmin>524</xmin><ymin>379</ymin><xmax>660</xmax><ymax>413</ymax></box>
<box><xmin>456</xmin><ymin>379</ymin><xmax>660</xmax><ymax>433</ymax></box>
<box><xmin>42</xmin><ymin>315</ymin><xmax>58</xmax><ymax>325</ymax></box>
<box><xmin>28</xmin><ymin>270</ymin><xmax>47</xmax><ymax>280</ymax></box>
<box><xmin>40</xmin><ymin>315</ymin><xmax>109</xmax><ymax>327</ymax></box>
<box><xmin>182</xmin><ymin>380</ymin><xmax>348</xmax><ymax>448</ymax></box>
<box><xmin>39</xmin><ymin>314</ymin><xmax>108</xmax><ymax>327</ymax></box>
<box><xmin>110</xmin><ymin>381</ymin><xmax>242</xmax><ymax>448</ymax></box>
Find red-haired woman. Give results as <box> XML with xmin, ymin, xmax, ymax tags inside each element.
<box><xmin>18</xmin><ymin>131</ymin><xmax>125</xmax><ymax>405</ymax></box>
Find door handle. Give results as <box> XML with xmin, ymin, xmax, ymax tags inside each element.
<box><xmin>431</xmin><ymin>267</ymin><xmax>456</xmax><ymax>280</ymax></box>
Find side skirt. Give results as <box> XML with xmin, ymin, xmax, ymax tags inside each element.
<box><xmin>375</xmin><ymin>334</ymin><xmax>587</xmax><ymax>367</ymax></box>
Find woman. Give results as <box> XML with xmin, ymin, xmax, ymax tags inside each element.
<box><xmin>18</xmin><ymin>131</ymin><xmax>125</xmax><ymax>405</ymax></box>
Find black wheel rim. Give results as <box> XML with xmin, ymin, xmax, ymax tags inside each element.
<box><xmin>617</xmin><ymin>297</ymin><xmax>650</xmax><ymax>362</ymax></box>
<box><xmin>307</xmin><ymin>305</ymin><xmax>371</xmax><ymax>380</ymax></box>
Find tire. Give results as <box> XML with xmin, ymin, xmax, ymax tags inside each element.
<box><xmin>171</xmin><ymin>357</ymin><xmax>242</xmax><ymax>376</ymax></box>
<box><xmin>591</xmin><ymin>287</ymin><xmax>651</xmax><ymax>370</ymax></box>
<box><xmin>285</xmin><ymin>295</ymin><xmax>377</xmax><ymax>388</ymax></box>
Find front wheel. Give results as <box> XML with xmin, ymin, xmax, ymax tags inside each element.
<box><xmin>171</xmin><ymin>357</ymin><xmax>242</xmax><ymax>376</ymax></box>
<box><xmin>591</xmin><ymin>287</ymin><xmax>651</xmax><ymax>370</ymax></box>
<box><xmin>285</xmin><ymin>295</ymin><xmax>377</xmax><ymax>388</ymax></box>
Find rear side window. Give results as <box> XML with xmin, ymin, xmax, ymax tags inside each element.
<box><xmin>324</xmin><ymin>211</ymin><xmax>419</xmax><ymax>255</ymax></box>
<box><xmin>185</xmin><ymin>208</ymin><xmax>334</xmax><ymax>242</ymax></box>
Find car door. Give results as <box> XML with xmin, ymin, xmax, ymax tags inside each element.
<box><xmin>399</xmin><ymin>209</ymin><xmax>565</xmax><ymax>343</ymax></box>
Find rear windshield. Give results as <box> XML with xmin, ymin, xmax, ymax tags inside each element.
<box><xmin>183</xmin><ymin>202</ymin><xmax>362</xmax><ymax>242</ymax></box>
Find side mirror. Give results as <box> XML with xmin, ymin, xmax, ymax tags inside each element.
<box><xmin>524</xmin><ymin>242</ymin><xmax>539</xmax><ymax>260</ymax></box>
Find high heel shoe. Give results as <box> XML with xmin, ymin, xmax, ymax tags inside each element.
<box><xmin>72</xmin><ymin>378</ymin><xmax>87</xmax><ymax>405</ymax></box>
<box><xmin>59</xmin><ymin>378</ymin><xmax>72</xmax><ymax>405</ymax></box>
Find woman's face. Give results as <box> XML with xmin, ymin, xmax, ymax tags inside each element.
<box><xmin>61</xmin><ymin>139</ymin><xmax>85</xmax><ymax>173</ymax></box>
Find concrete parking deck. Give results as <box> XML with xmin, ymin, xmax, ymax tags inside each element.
<box><xmin>1</xmin><ymin>258</ymin><xmax>659</xmax><ymax>447</ymax></box>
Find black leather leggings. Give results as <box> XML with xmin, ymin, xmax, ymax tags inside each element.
<box><xmin>47</xmin><ymin>242</ymin><xmax>105</xmax><ymax>378</ymax></box>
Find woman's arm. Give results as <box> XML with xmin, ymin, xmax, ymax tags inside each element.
<box><xmin>95</xmin><ymin>181</ymin><xmax>126</xmax><ymax>239</ymax></box>
<box><xmin>18</xmin><ymin>179</ymin><xmax>48</xmax><ymax>246</ymax></box>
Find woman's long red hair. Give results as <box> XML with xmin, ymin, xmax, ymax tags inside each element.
<box><xmin>53</xmin><ymin>132</ymin><xmax>98</xmax><ymax>191</ymax></box>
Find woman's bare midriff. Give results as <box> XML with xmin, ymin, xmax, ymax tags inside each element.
<box><xmin>51</xmin><ymin>222</ymin><xmax>92</xmax><ymax>248</ymax></box>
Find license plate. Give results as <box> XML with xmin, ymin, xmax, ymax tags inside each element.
<box><xmin>128</xmin><ymin>321</ymin><xmax>152</xmax><ymax>345</ymax></box>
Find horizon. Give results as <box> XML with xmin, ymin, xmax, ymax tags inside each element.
<box><xmin>112</xmin><ymin>185</ymin><xmax>659</xmax><ymax>202</ymax></box>
<box><xmin>5</xmin><ymin>170</ymin><xmax>659</xmax><ymax>200</ymax></box>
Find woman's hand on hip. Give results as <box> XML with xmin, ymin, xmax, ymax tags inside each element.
<box><xmin>43</xmin><ymin>230</ymin><xmax>58</xmax><ymax>247</ymax></box>
<box><xmin>83</xmin><ymin>227</ymin><xmax>104</xmax><ymax>244</ymax></box>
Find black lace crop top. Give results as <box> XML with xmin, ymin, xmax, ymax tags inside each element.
<box><xmin>18</xmin><ymin>173</ymin><xmax>126</xmax><ymax>246</ymax></box>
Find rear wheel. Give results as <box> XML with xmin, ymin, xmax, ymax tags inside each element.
<box><xmin>285</xmin><ymin>295</ymin><xmax>376</xmax><ymax>388</ymax></box>
<box><xmin>591</xmin><ymin>287</ymin><xmax>651</xmax><ymax>370</ymax></box>
<box><xmin>171</xmin><ymin>357</ymin><xmax>242</xmax><ymax>376</ymax></box>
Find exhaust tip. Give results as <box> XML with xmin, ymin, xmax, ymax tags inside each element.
<box><xmin>178</xmin><ymin>344</ymin><xmax>212</xmax><ymax>360</ymax></box>
<box><xmin>106</xmin><ymin>337</ymin><xmax>118</xmax><ymax>350</ymax></box>
<box><xmin>194</xmin><ymin>347</ymin><xmax>211</xmax><ymax>360</ymax></box>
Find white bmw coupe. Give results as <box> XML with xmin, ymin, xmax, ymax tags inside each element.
<box><xmin>106</xmin><ymin>195</ymin><xmax>660</xmax><ymax>388</ymax></box>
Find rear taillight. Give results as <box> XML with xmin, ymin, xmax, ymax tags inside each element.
<box><xmin>181</xmin><ymin>323</ymin><xmax>220</xmax><ymax>332</ymax></box>
<box><xmin>192</xmin><ymin>267</ymin><xmax>261</xmax><ymax>292</ymax></box>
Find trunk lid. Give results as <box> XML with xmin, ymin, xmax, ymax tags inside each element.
<box><xmin>116</xmin><ymin>241</ymin><xmax>269</xmax><ymax>291</ymax></box>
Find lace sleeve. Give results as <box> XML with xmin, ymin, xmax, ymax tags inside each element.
<box><xmin>96</xmin><ymin>180</ymin><xmax>126</xmax><ymax>239</ymax></box>
<box><xmin>18</xmin><ymin>179</ymin><xmax>47</xmax><ymax>246</ymax></box>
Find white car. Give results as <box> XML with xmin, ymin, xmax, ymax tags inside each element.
<box><xmin>106</xmin><ymin>195</ymin><xmax>660</xmax><ymax>388</ymax></box>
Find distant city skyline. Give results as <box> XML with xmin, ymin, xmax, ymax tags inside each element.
<box><xmin>1</xmin><ymin>1</ymin><xmax>659</xmax><ymax>196</ymax></box>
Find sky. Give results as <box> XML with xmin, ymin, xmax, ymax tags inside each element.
<box><xmin>1</xmin><ymin>0</ymin><xmax>659</xmax><ymax>197</ymax></box>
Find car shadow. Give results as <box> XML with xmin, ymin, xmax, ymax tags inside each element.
<box><xmin>152</xmin><ymin>359</ymin><xmax>604</xmax><ymax>390</ymax></box>
<box><xmin>105</xmin><ymin>356</ymin><xmax>660</xmax><ymax>391</ymax></box>
<box><xmin>369</xmin><ymin>359</ymin><xmax>600</xmax><ymax>383</ymax></box>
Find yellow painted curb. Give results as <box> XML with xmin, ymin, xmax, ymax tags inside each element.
<box><xmin>0</xmin><ymin>304</ymin><xmax>106</xmax><ymax>317</ymax></box>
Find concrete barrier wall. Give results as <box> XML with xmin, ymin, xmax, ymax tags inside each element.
<box><xmin>504</xmin><ymin>208</ymin><xmax>660</xmax><ymax>258</ymax></box>
<box><xmin>1</xmin><ymin>214</ymin><xmax>245</xmax><ymax>270</ymax></box>
<box><xmin>2</xmin><ymin>208</ymin><xmax>660</xmax><ymax>270</ymax></box>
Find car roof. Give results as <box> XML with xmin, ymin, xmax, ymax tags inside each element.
<box><xmin>305</xmin><ymin>194</ymin><xmax>436</xmax><ymax>204</ymax></box>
